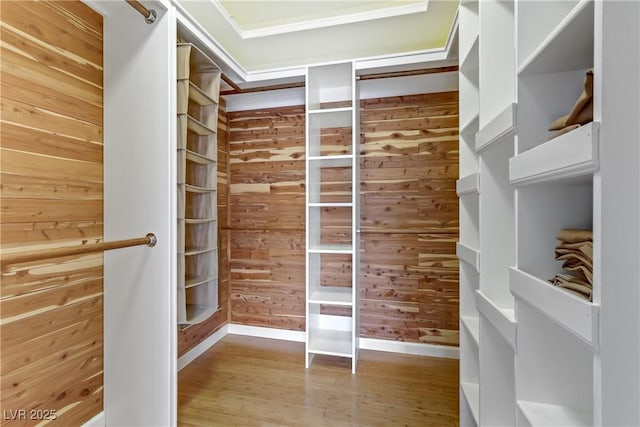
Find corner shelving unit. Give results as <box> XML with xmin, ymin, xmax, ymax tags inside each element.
<box><xmin>305</xmin><ymin>61</ymin><xmax>359</xmax><ymax>373</ymax></box>
<box><xmin>176</xmin><ymin>43</ymin><xmax>221</xmax><ymax>325</ymax></box>
<box><xmin>457</xmin><ymin>0</ymin><xmax>480</xmax><ymax>424</ymax></box>
<box><xmin>512</xmin><ymin>1</ymin><xmax>598</xmax><ymax>423</ymax></box>
<box><xmin>460</xmin><ymin>0</ymin><xmax>640</xmax><ymax>425</ymax></box>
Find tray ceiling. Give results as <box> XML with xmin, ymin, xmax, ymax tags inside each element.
<box><xmin>176</xmin><ymin>0</ymin><xmax>459</xmax><ymax>73</ymax></box>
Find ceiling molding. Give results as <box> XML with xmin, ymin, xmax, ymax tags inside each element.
<box><xmin>212</xmin><ymin>0</ymin><xmax>430</xmax><ymax>40</ymax></box>
<box><xmin>172</xmin><ymin>0</ymin><xmax>459</xmax><ymax>86</ymax></box>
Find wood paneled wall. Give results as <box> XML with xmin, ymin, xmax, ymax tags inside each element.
<box><xmin>228</xmin><ymin>106</ymin><xmax>306</xmax><ymax>330</ymax></box>
<box><xmin>360</xmin><ymin>93</ymin><xmax>459</xmax><ymax>345</ymax></box>
<box><xmin>1</xmin><ymin>1</ymin><xmax>104</xmax><ymax>424</ymax></box>
<box><xmin>227</xmin><ymin>92</ymin><xmax>460</xmax><ymax>346</ymax></box>
<box><xmin>178</xmin><ymin>101</ymin><xmax>230</xmax><ymax>356</ymax></box>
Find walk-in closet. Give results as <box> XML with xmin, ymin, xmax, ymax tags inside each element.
<box><xmin>0</xmin><ymin>1</ymin><xmax>638</xmax><ymax>426</ymax></box>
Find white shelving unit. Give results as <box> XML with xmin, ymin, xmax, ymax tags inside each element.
<box><xmin>459</xmin><ymin>0</ymin><xmax>640</xmax><ymax>425</ymax></box>
<box><xmin>305</xmin><ymin>61</ymin><xmax>359</xmax><ymax>373</ymax></box>
<box><xmin>176</xmin><ymin>42</ymin><xmax>221</xmax><ymax>325</ymax></box>
<box><xmin>457</xmin><ymin>1</ymin><xmax>481</xmax><ymax>424</ymax></box>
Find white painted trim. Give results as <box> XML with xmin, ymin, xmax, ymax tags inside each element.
<box><xmin>359</xmin><ymin>337</ymin><xmax>459</xmax><ymax>359</ymax></box>
<box><xmin>172</xmin><ymin>0</ymin><xmax>459</xmax><ymax>84</ymax></box>
<box><xmin>82</xmin><ymin>411</ymin><xmax>105</xmax><ymax>427</ymax></box>
<box><xmin>228</xmin><ymin>324</ymin><xmax>306</xmax><ymax>342</ymax></box>
<box><xmin>177</xmin><ymin>324</ymin><xmax>229</xmax><ymax>371</ymax></box>
<box><xmin>217</xmin><ymin>1</ymin><xmax>430</xmax><ymax>40</ymax></box>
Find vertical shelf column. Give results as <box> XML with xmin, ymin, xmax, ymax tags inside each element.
<box><xmin>176</xmin><ymin>43</ymin><xmax>221</xmax><ymax>325</ymax></box>
<box><xmin>457</xmin><ymin>1</ymin><xmax>480</xmax><ymax>424</ymax></box>
<box><xmin>305</xmin><ymin>61</ymin><xmax>359</xmax><ymax>373</ymax></box>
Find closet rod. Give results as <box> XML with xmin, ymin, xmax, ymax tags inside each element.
<box><xmin>125</xmin><ymin>0</ymin><xmax>157</xmax><ymax>24</ymax></box>
<box><xmin>1</xmin><ymin>233</ymin><xmax>157</xmax><ymax>270</ymax></box>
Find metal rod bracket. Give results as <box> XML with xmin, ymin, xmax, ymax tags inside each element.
<box><xmin>146</xmin><ymin>233</ymin><xmax>158</xmax><ymax>247</ymax></box>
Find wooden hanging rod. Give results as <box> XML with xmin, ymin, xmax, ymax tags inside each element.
<box><xmin>125</xmin><ymin>0</ymin><xmax>157</xmax><ymax>24</ymax></box>
<box><xmin>1</xmin><ymin>233</ymin><xmax>157</xmax><ymax>270</ymax></box>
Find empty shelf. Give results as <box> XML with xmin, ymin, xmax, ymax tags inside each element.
<box><xmin>475</xmin><ymin>103</ymin><xmax>517</xmax><ymax>153</ymax></box>
<box><xmin>184</xmin><ymin>246</ymin><xmax>217</xmax><ymax>256</ymax></box>
<box><xmin>461</xmin><ymin>315</ymin><xmax>480</xmax><ymax>347</ymax></box>
<box><xmin>308</xmin><ymin>202</ymin><xmax>353</xmax><ymax>208</ymax></box>
<box><xmin>185</xmin><ymin>218</ymin><xmax>216</xmax><ymax>224</ymax></box>
<box><xmin>307</xmin><ymin>155</ymin><xmax>353</xmax><ymax>168</ymax></box>
<box><xmin>518</xmin><ymin>400</ymin><xmax>591</xmax><ymax>427</ymax></box>
<box><xmin>185</xmin><ymin>275</ymin><xmax>217</xmax><ymax>289</ymax></box>
<box><xmin>185</xmin><ymin>184</ymin><xmax>216</xmax><ymax>193</ymax></box>
<box><xmin>186</xmin><ymin>115</ymin><xmax>217</xmax><ymax>136</ymax></box>
<box><xmin>185</xmin><ymin>149</ymin><xmax>216</xmax><ymax>165</ymax></box>
<box><xmin>185</xmin><ymin>304</ymin><xmax>217</xmax><ymax>324</ymax></box>
<box><xmin>475</xmin><ymin>290</ymin><xmax>516</xmax><ymax>349</ymax></box>
<box><xmin>518</xmin><ymin>1</ymin><xmax>594</xmax><ymax>75</ymax></box>
<box><xmin>189</xmin><ymin>81</ymin><xmax>217</xmax><ymax>106</ymax></box>
<box><xmin>457</xmin><ymin>242</ymin><xmax>480</xmax><ymax>272</ymax></box>
<box><xmin>307</xmin><ymin>329</ymin><xmax>352</xmax><ymax>357</ymax></box>
<box><xmin>510</xmin><ymin>122</ymin><xmax>599</xmax><ymax>186</ymax></box>
<box><xmin>308</xmin><ymin>243</ymin><xmax>353</xmax><ymax>254</ymax></box>
<box><xmin>461</xmin><ymin>382</ymin><xmax>480</xmax><ymax>426</ymax></box>
<box><xmin>308</xmin><ymin>287</ymin><xmax>353</xmax><ymax>306</ymax></box>
<box><xmin>457</xmin><ymin>173</ymin><xmax>480</xmax><ymax>196</ymax></box>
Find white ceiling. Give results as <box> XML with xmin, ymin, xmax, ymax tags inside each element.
<box><xmin>176</xmin><ymin>0</ymin><xmax>459</xmax><ymax>81</ymax></box>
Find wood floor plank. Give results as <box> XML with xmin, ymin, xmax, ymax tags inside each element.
<box><xmin>178</xmin><ymin>335</ymin><xmax>459</xmax><ymax>426</ymax></box>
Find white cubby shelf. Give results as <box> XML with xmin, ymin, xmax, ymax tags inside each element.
<box><xmin>475</xmin><ymin>290</ymin><xmax>516</xmax><ymax>349</ymax></box>
<box><xmin>456</xmin><ymin>173</ymin><xmax>480</xmax><ymax>196</ymax></box>
<box><xmin>461</xmin><ymin>315</ymin><xmax>480</xmax><ymax>347</ymax></box>
<box><xmin>518</xmin><ymin>0</ymin><xmax>594</xmax><ymax>76</ymax></box>
<box><xmin>457</xmin><ymin>242</ymin><xmax>480</xmax><ymax>273</ymax></box>
<box><xmin>510</xmin><ymin>267</ymin><xmax>599</xmax><ymax>345</ymax></box>
<box><xmin>517</xmin><ymin>400</ymin><xmax>591</xmax><ymax>427</ymax></box>
<box><xmin>475</xmin><ymin>103</ymin><xmax>517</xmax><ymax>153</ymax></box>
<box><xmin>510</xmin><ymin>122</ymin><xmax>599</xmax><ymax>186</ymax></box>
<box><xmin>461</xmin><ymin>382</ymin><xmax>480</xmax><ymax>426</ymax></box>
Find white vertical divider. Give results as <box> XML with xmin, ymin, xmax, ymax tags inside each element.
<box><xmin>98</xmin><ymin>0</ymin><xmax>177</xmax><ymax>425</ymax></box>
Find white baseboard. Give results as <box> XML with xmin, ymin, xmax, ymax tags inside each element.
<box><xmin>82</xmin><ymin>411</ymin><xmax>105</xmax><ymax>427</ymax></box>
<box><xmin>227</xmin><ymin>324</ymin><xmax>306</xmax><ymax>342</ymax></box>
<box><xmin>177</xmin><ymin>324</ymin><xmax>459</xmax><ymax>371</ymax></box>
<box><xmin>177</xmin><ymin>324</ymin><xmax>229</xmax><ymax>371</ymax></box>
<box><xmin>359</xmin><ymin>337</ymin><xmax>459</xmax><ymax>359</ymax></box>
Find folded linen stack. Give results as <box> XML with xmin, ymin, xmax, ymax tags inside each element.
<box><xmin>550</xmin><ymin>229</ymin><xmax>593</xmax><ymax>301</ymax></box>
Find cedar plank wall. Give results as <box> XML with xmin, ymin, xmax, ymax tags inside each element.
<box><xmin>0</xmin><ymin>1</ymin><xmax>104</xmax><ymax>425</ymax></box>
<box><xmin>178</xmin><ymin>100</ymin><xmax>231</xmax><ymax>356</ymax></box>
<box><xmin>228</xmin><ymin>92</ymin><xmax>460</xmax><ymax>345</ymax></box>
<box><xmin>228</xmin><ymin>106</ymin><xmax>306</xmax><ymax>329</ymax></box>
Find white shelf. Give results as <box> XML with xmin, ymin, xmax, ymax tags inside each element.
<box><xmin>456</xmin><ymin>173</ymin><xmax>480</xmax><ymax>196</ymax></box>
<box><xmin>510</xmin><ymin>267</ymin><xmax>599</xmax><ymax>345</ymax></box>
<box><xmin>307</xmin><ymin>329</ymin><xmax>352</xmax><ymax>357</ymax></box>
<box><xmin>461</xmin><ymin>382</ymin><xmax>480</xmax><ymax>426</ymax></box>
<box><xmin>457</xmin><ymin>242</ymin><xmax>480</xmax><ymax>272</ymax></box>
<box><xmin>475</xmin><ymin>290</ymin><xmax>516</xmax><ymax>349</ymax></box>
<box><xmin>460</xmin><ymin>113</ymin><xmax>480</xmax><ymax>136</ymax></box>
<box><xmin>460</xmin><ymin>36</ymin><xmax>479</xmax><ymax>75</ymax></box>
<box><xmin>307</xmin><ymin>155</ymin><xmax>353</xmax><ymax>168</ymax></box>
<box><xmin>461</xmin><ymin>315</ymin><xmax>480</xmax><ymax>347</ymax></box>
<box><xmin>308</xmin><ymin>287</ymin><xmax>353</xmax><ymax>306</ymax></box>
<box><xmin>475</xmin><ymin>103</ymin><xmax>517</xmax><ymax>153</ymax></box>
<box><xmin>517</xmin><ymin>400</ymin><xmax>591</xmax><ymax>427</ymax></box>
<box><xmin>308</xmin><ymin>202</ymin><xmax>353</xmax><ymax>208</ymax></box>
<box><xmin>308</xmin><ymin>243</ymin><xmax>353</xmax><ymax>254</ymax></box>
<box><xmin>307</xmin><ymin>108</ymin><xmax>352</xmax><ymax>128</ymax></box>
<box><xmin>509</xmin><ymin>122</ymin><xmax>599</xmax><ymax>186</ymax></box>
<box><xmin>518</xmin><ymin>0</ymin><xmax>594</xmax><ymax>76</ymax></box>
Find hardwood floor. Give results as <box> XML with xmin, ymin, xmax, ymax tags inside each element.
<box><xmin>178</xmin><ymin>335</ymin><xmax>459</xmax><ymax>426</ymax></box>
